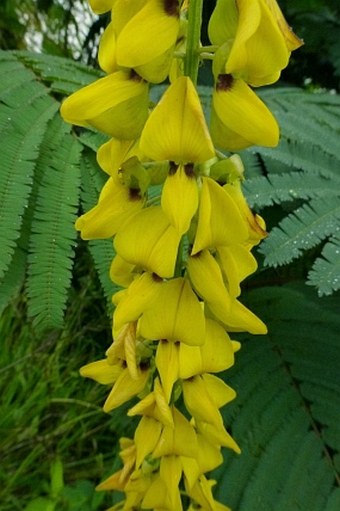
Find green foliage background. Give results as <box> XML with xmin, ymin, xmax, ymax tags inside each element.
<box><xmin>0</xmin><ymin>1</ymin><xmax>339</xmax><ymax>510</ymax></box>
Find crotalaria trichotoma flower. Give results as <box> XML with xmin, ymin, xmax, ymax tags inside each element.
<box><xmin>60</xmin><ymin>0</ymin><xmax>301</xmax><ymax>508</ymax></box>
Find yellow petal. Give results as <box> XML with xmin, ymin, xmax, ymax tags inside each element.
<box><xmin>196</xmin><ymin>420</ymin><xmax>241</xmax><ymax>453</ymax></box>
<box><xmin>216</xmin><ymin>298</ymin><xmax>268</xmax><ymax>334</ymax></box>
<box><xmin>161</xmin><ymin>163</ymin><xmax>198</xmax><ymax>234</ymax></box>
<box><xmin>113</xmin><ymin>273</ymin><xmax>160</xmax><ymax>332</ymax></box>
<box><xmin>134</xmin><ymin>416</ymin><xmax>162</xmax><ymax>468</ymax></box>
<box><xmin>187</xmin><ymin>250</ymin><xmax>231</xmax><ymax>323</ymax></box>
<box><xmin>140</xmin><ymin>76</ymin><xmax>215</xmax><ymax>163</ymax></box>
<box><xmin>80</xmin><ymin>359</ymin><xmax>122</xmax><ymax>384</ymax></box>
<box><xmin>155</xmin><ymin>340</ymin><xmax>180</xmax><ymax>402</ymax></box>
<box><xmin>178</xmin><ymin>318</ymin><xmax>235</xmax><ymax>378</ymax></box>
<box><xmin>264</xmin><ymin>0</ymin><xmax>303</xmax><ymax>52</ymax></box>
<box><xmin>98</xmin><ymin>21</ymin><xmax>117</xmax><ymax>73</ymax></box>
<box><xmin>202</xmin><ymin>373</ymin><xmax>236</xmax><ymax>408</ymax></box>
<box><xmin>60</xmin><ymin>70</ymin><xmax>149</xmax><ymax>139</ymax></box>
<box><xmin>109</xmin><ymin>254</ymin><xmax>135</xmax><ymax>288</ymax></box>
<box><xmin>75</xmin><ymin>176</ymin><xmax>143</xmax><ymax>240</ymax></box>
<box><xmin>192</xmin><ymin>177</ymin><xmax>248</xmax><ymax>254</ymax></box>
<box><xmin>103</xmin><ymin>366</ymin><xmax>149</xmax><ymax>412</ymax></box>
<box><xmin>208</xmin><ymin>0</ymin><xmax>239</xmax><ymax>46</ymax></box>
<box><xmin>97</xmin><ymin>138</ymin><xmax>141</xmax><ymax>177</ymax></box>
<box><xmin>142</xmin><ymin>475</ymin><xmax>173</xmax><ymax>510</ymax></box>
<box><xmin>135</xmin><ymin>44</ymin><xmax>175</xmax><ymax>83</ymax></box>
<box><xmin>153</xmin><ymin>407</ymin><xmax>198</xmax><ymax>458</ymax></box>
<box><xmin>117</xmin><ymin>0</ymin><xmax>179</xmax><ymax>68</ymax></box>
<box><xmin>182</xmin><ymin>376</ymin><xmax>222</xmax><ymax>426</ymax></box>
<box><xmin>88</xmin><ymin>0</ymin><xmax>114</xmax><ymax>14</ymax></box>
<box><xmin>138</xmin><ymin>278</ymin><xmax>206</xmax><ymax>346</ymax></box>
<box><xmin>159</xmin><ymin>456</ymin><xmax>183</xmax><ymax>509</ymax></box>
<box><xmin>211</xmin><ymin>75</ymin><xmax>279</xmax><ymax>150</ymax></box>
<box><xmin>217</xmin><ymin>245</ymin><xmax>258</xmax><ymax>298</ymax></box>
<box><xmin>114</xmin><ymin>206</ymin><xmax>181</xmax><ymax>278</ymax></box>
<box><xmin>223</xmin><ymin>181</ymin><xmax>267</xmax><ymax>244</ymax></box>
<box><xmin>226</xmin><ymin>0</ymin><xmax>289</xmax><ymax>86</ymax></box>
<box><xmin>196</xmin><ymin>434</ymin><xmax>223</xmax><ymax>474</ymax></box>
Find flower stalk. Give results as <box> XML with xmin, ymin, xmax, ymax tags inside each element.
<box><xmin>60</xmin><ymin>0</ymin><xmax>302</xmax><ymax>509</ymax></box>
<box><xmin>183</xmin><ymin>0</ymin><xmax>204</xmax><ymax>84</ymax></box>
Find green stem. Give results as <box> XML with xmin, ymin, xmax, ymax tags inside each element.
<box><xmin>184</xmin><ymin>0</ymin><xmax>204</xmax><ymax>84</ymax></box>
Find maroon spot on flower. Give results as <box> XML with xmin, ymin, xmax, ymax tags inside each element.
<box><xmin>164</xmin><ymin>0</ymin><xmax>179</xmax><ymax>17</ymax></box>
<box><xmin>169</xmin><ymin>161</ymin><xmax>178</xmax><ymax>175</ymax></box>
<box><xmin>184</xmin><ymin>163</ymin><xmax>195</xmax><ymax>178</ymax></box>
<box><xmin>139</xmin><ymin>360</ymin><xmax>150</xmax><ymax>371</ymax></box>
<box><xmin>216</xmin><ymin>74</ymin><xmax>234</xmax><ymax>92</ymax></box>
<box><xmin>129</xmin><ymin>187</ymin><xmax>141</xmax><ymax>201</ymax></box>
<box><xmin>152</xmin><ymin>272</ymin><xmax>163</xmax><ymax>282</ymax></box>
<box><xmin>129</xmin><ymin>69</ymin><xmax>143</xmax><ymax>82</ymax></box>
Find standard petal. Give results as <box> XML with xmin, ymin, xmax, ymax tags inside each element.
<box><xmin>114</xmin><ymin>206</ymin><xmax>181</xmax><ymax>278</ymax></box>
<box><xmin>140</xmin><ymin>76</ymin><xmax>215</xmax><ymax>163</ymax></box>
<box><xmin>138</xmin><ymin>278</ymin><xmax>206</xmax><ymax>346</ymax></box>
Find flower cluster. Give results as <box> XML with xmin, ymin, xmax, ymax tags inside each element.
<box><xmin>61</xmin><ymin>0</ymin><xmax>301</xmax><ymax>509</ymax></box>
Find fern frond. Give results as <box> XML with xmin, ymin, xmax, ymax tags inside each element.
<box><xmin>259</xmin><ymin>197</ymin><xmax>340</xmax><ymax>266</ymax></box>
<box><xmin>16</xmin><ymin>51</ymin><xmax>102</xmax><ymax>95</ymax></box>
<box><xmin>307</xmin><ymin>236</ymin><xmax>340</xmax><ymax>296</ymax></box>
<box><xmin>26</xmin><ymin>117</ymin><xmax>81</xmax><ymax>332</ymax></box>
<box><xmin>214</xmin><ymin>284</ymin><xmax>340</xmax><ymax>511</ymax></box>
<box><xmin>0</xmin><ymin>57</ymin><xmax>58</xmax><ymax>279</ymax></box>
<box><xmin>244</xmin><ymin>172</ymin><xmax>339</xmax><ymax>208</ymax></box>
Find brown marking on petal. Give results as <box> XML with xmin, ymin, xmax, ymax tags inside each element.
<box><xmin>129</xmin><ymin>187</ymin><xmax>142</xmax><ymax>201</ymax></box>
<box><xmin>139</xmin><ymin>360</ymin><xmax>150</xmax><ymax>371</ymax></box>
<box><xmin>164</xmin><ymin>0</ymin><xmax>179</xmax><ymax>17</ymax></box>
<box><xmin>169</xmin><ymin>161</ymin><xmax>178</xmax><ymax>175</ymax></box>
<box><xmin>184</xmin><ymin>163</ymin><xmax>195</xmax><ymax>178</ymax></box>
<box><xmin>152</xmin><ymin>272</ymin><xmax>163</xmax><ymax>282</ymax></box>
<box><xmin>216</xmin><ymin>74</ymin><xmax>234</xmax><ymax>92</ymax></box>
<box><xmin>129</xmin><ymin>69</ymin><xmax>143</xmax><ymax>82</ymax></box>
<box><xmin>191</xmin><ymin>250</ymin><xmax>202</xmax><ymax>258</ymax></box>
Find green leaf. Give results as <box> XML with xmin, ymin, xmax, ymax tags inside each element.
<box><xmin>0</xmin><ymin>54</ymin><xmax>58</xmax><ymax>279</ymax></box>
<box><xmin>307</xmin><ymin>236</ymin><xmax>340</xmax><ymax>296</ymax></box>
<box><xmin>214</xmin><ymin>284</ymin><xmax>340</xmax><ymax>511</ymax></box>
<box><xmin>259</xmin><ymin>197</ymin><xmax>340</xmax><ymax>266</ymax></box>
<box><xmin>26</xmin><ymin>116</ymin><xmax>82</xmax><ymax>331</ymax></box>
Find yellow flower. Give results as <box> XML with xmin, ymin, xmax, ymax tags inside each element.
<box><xmin>138</xmin><ymin>277</ymin><xmax>206</xmax><ymax>346</ymax></box>
<box><xmin>75</xmin><ymin>174</ymin><xmax>144</xmax><ymax>240</ymax></box>
<box><xmin>96</xmin><ymin>438</ymin><xmax>136</xmax><ymax>491</ymax></box>
<box><xmin>187</xmin><ymin>250</ymin><xmax>231</xmax><ymax>323</ymax></box>
<box><xmin>186</xmin><ymin>475</ymin><xmax>231</xmax><ymax>511</ymax></box>
<box><xmin>152</xmin><ymin>406</ymin><xmax>198</xmax><ymax>458</ymax></box>
<box><xmin>140</xmin><ymin>76</ymin><xmax>214</xmax><ymax>163</ymax></box>
<box><xmin>211</xmin><ymin>74</ymin><xmax>280</xmax><ymax>151</ymax></box>
<box><xmin>192</xmin><ymin>177</ymin><xmax>248</xmax><ymax>254</ymax></box>
<box><xmin>113</xmin><ymin>206</ymin><xmax>181</xmax><ymax>278</ymax></box>
<box><xmin>178</xmin><ymin>318</ymin><xmax>235</xmax><ymax>379</ymax></box>
<box><xmin>98</xmin><ymin>0</ymin><xmax>180</xmax><ymax>82</ymax></box>
<box><xmin>60</xmin><ymin>70</ymin><xmax>148</xmax><ymax>139</ymax></box>
<box><xmin>142</xmin><ymin>456</ymin><xmax>183</xmax><ymax>510</ymax></box>
<box><xmin>128</xmin><ymin>377</ymin><xmax>174</xmax><ymax>426</ymax></box>
<box><xmin>209</xmin><ymin>0</ymin><xmax>303</xmax><ymax>86</ymax></box>
<box><xmin>140</xmin><ymin>76</ymin><xmax>215</xmax><ymax>232</ymax></box>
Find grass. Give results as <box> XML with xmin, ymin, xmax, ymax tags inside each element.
<box><xmin>0</xmin><ymin>251</ymin><xmax>132</xmax><ymax>510</ymax></box>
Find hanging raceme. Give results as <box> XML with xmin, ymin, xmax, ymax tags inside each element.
<box><xmin>60</xmin><ymin>0</ymin><xmax>301</xmax><ymax>508</ymax></box>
